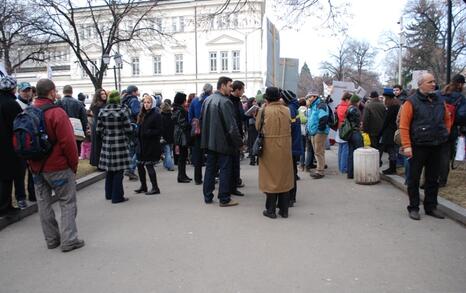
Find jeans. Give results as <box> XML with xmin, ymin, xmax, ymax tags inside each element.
<box><xmin>300</xmin><ymin>135</ymin><xmax>307</xmax><ymax>166</ymax></box>
<box><xmin>105</xmin><ymin>170</ymin><xmax>125</xmax><ymax>203</ymax></box>
<box><xmin>347</xmin><ymin>131</ymin><xmax>363</xmax><ymax>178</ymax></box>
<box><xmin>127</xmin><ymin>144</ymin><xmax>137</xmax><ymax>174</ymax></box>
<box><xmin>203</xmin><ymin>151</ymin><xmax>232</xmax><ymax>204</ymax></box>
<box><xmin>407</xmin><ymin>145</ymin><xmax>442</xmax><ymax>212</ymax></box>
<box><xmin>338</xmin><ymin>142</ymin><xmax>349</xmax><ymax>173</ymax></box>
<box><xmin>162</xmin><ymin>144</ymin><xmax>175</xmax><ymax>171</ymax></box>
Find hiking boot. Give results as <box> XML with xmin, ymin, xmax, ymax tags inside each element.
<box><xmin>61</xmin><ymin>239</ymin><xmax>85</xmax><ymax>252</ymax></box>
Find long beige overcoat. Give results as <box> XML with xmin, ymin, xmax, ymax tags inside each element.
<box><xmin>256</xmin><ymin>102</ymin><xmax>294</xmax><ymax>193</ymax></box>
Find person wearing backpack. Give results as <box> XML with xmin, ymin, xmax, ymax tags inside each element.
<box><xmin>28</xmin><ymin>78</ymin><xmax>84</xmax><ymax>252</ymax></box>
<box><xmin>60</xmin><ymin>85</ymin><xmax>88</xmax><ymax>155</ymax></box>
<box><xmin>306</xmin><ymin>95</ymin><xmax>330</xmax><ymax>179</ymax></box>
<box><xmin>438</xmin><ymin>74</ymin><xmax>465</xmax><ymax>187</ymax></box>
<box><xmin>0</xmin><ymin>76</ymin><xmax>23</xmax><ymax>218</ymax></box>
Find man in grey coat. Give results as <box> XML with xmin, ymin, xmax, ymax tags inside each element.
<box><xmin>201</xmin><ymin>76</ymin><xmax>242</xmax><ymax>207</ymax></box>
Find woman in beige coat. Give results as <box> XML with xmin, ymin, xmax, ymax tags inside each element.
<box><xmin>256</xmin><ymin>87</ymin><xmax>294</xmax><ymax>218</ymax></box>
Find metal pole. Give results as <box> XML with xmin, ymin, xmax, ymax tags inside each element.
<box><xmin>245</xmin><ymin>33</ymin><xmax>248</xmax><ymax>89</ymax></box>
<box><xmin>113</xmin><ymin>66</ymin><xmax>117</xmax><ymax>89</ymax></box>
<box><xmin>446</xmin><ymin>0</ymin><xmax>452</xmax><ymax>84</ymax></box>
<box><xmin>398</xmin><ymin>17</ymin><xmax>403</xmax><ymax>85</ymax></box>
<box><xmin>194</xmin><ymin>6</ymin><xmax>198</xmax><ymax>94</ymax></box>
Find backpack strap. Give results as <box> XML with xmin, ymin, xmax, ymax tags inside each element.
<box><xmin>36</xmin><ymin>103</ymin><xmax>58</xmax><ymax>174</ymax></box>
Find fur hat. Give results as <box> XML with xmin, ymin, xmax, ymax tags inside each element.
<box><xmin>281</xmin><ymin>89</ymin><xmax>297</xmax><ymax>104</ymax></box>
<box><xmin>0</xmin><ymin>76</ymin><xmax>17</xmax><ymax>91</ymax></box>
<box><xmin>264</xmin><ymin>87</ymin><xmax>280</xmax><ymax>102</ymax></box>
<box><xmin>108</xmin><ymin>90</ymin><xmax>121</xmax><ymax>104</ymax></box>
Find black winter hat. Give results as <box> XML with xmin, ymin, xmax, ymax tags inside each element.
<box><xmin>281</xmin><ymin>89</ymin><xmax>297</xmax><ymax>104</ymax></box>
<box><xmin>173</xmin><ymin>92</ymin><xmax>187</xmax><ymax>105</ymax></box>
<box><xmin>452</xmin><ymin>74</ymin><xmax>465</xmax><ymax>84</ymax></box>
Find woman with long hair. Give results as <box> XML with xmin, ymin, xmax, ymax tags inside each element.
<box><xmin>96</xmin><ymin>90</ymin><xmax>132</xmax><ymax>203</ymax></box>
<box><xmin>172</xmin><ymin>92</ymin><xmax>192</xmax><ymax>183</ymax></box>
<box><xmin>134</xmin><ymin>95</ymin><xmax>162</xmax><ymax>195</ymax></box>
<box><xmin>89</xmin><ymin>89</ymin><xmax>107</xmax><ymax>168</ymax></box>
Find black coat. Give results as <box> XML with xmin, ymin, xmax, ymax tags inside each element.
<box><xmin>380</xmin><ymin>104</ymin><xmax>400</xmax><ymax>145</ymax></box>
<box><xmin>0</xmin><ymin>91</ymin><xmax>23</xmax><ymax>179</ymax></box>
<box><xmin>90</xmin><ymin>104</ymin><xmax>105</xmax><ymax>166</ymax></box>
<box><xmin>138</xmin><ymin>108</ymin><xmax>162</xmax><ymax>162</ymax></box>
<box><xmin>160</xmin><ymin>111</ymin><xmax>175</xmax><ymax>144</ymax></box>
<box><xmin>172</xmin><ymin>104</ymin><xmax>190</xmax><ymax>147</ymax></box>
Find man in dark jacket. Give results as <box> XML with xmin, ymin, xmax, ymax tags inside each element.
<box><xmin>0</xmin><ymin>76</ymin><xmax>22</xmax><ymax>218</ymax></box>
<box><xmin>229</xmin><ymin>80</ymin><xmax>246</xmax><ymax>196</ymax></box>
<box><xmin>362</xmin><ymin>91</ymin><xmax>386</xmax><ymax>155</ymax></box>
<box><xmin>399</xmin><ymin>72</ymin><xmax>451</xmax><ymax>221</ymax></box>
<box><xmin>60</xmin><ymin>85</ymin><xmax>88</xmax><ymax>154</ymax></box>
<box><xmin>121</xmin><ymin>85</ymin><xmax>141</xmax><ymax>180</ymax></box>
<box><xmin>201</xmin><ymin>76</ymin><xmax>242</xmax><ymax>207</ymax></box>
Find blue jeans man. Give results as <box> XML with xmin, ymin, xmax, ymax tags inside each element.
<box><xmin>162</xmin><ymin>143</ymin><xmax>175</xmax><ymax>171</ymax></box>
<box><xmin>203</xmin><ymin>151</ymin><xmax>232</xmax><ymax>204</ymax></box>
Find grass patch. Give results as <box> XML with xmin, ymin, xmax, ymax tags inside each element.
<box><xmin>439</xmin><ymin>162</ymin><xmax>466</xmax><ymax>209</ymax></box>
<box><xmin>76</xmin><ymin>159</ymin><xmax>99</xmax><ymax>179</ymax></box>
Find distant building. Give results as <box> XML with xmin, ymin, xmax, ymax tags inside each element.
<box><xmin>12</xmin><ymin>0</ymin><xmax>281</xmax><ymax>99</ymax></box>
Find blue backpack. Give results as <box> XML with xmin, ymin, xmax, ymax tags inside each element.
<box><xmin>12</xmin><ymin>104</ymin><xmax>57</xmax><ymax>161</ymax></box>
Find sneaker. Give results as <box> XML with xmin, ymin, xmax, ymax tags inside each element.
<box><xmin>219</xmin><ymin>200</ymin><xmax>239</xmax><ymax>207</ymax></box>
<box><xmin>47</xmin><ymin>241</ymin><xmax>61</xmax><ymax>249</ymax></box>
<box><xmin>17</xmin><ymin>200</ymin><xmax>28</xmax><ymax>209</ymax></box>
<box><xmin>61</xmin><ymin>239</ymin><xmax>85</xmax><ymax>252</ymax></box>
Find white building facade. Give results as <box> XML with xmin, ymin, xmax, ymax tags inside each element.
<box><xmin>14</xmin><ymin>0</ymin><xmax>278</xmax><ymax>99</ymax></box>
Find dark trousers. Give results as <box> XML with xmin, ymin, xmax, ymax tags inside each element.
<box><xmin>191</xmin><ymin>137</ymin><xmax>204</xmax><ymax>183</ymax></box>
<box><xmin>105</xmin><ymin>170</ymin><xmax>124</xmax><ymax>203</ymax></box>
<box><xmin>230</xmin><ymin>150</ymin><xmax>240</xmax><ymax>192</ymax></box>
<box><xmin>0</xmin><ymin>180</ymin><xmax>14</xmax><ymax>214</ymax></box>
<box><xmin>177</xmin><ymin>146</ymin><xmax>189</xmax><ymax>180</ymax></box>
<box><xmin>27</xmin><ymin>168</ymin><xmax>36</xmax><ymax>201</ymax></box>
<box><xmin>265</xmin><ymin>192</ymin><xmax>290</xmax><ymax>215</ymax></box>
<box><xmin>203</xmin><ymin>151</ymin><xmax>232</xmax><ymax>204</ymax></box>
<box><xmin>300</xmin><ymin>135</ymin><xmax>306</xmax><ymax>166</ymax></box>
<box><xmin>289</xmin><ymin>155</ymin><xmax>299</xmax><ymax>203</ymax></box>
<box><xmin>438</xmin><ymin>140</ymin><xmax>455</xmax><ymax>185</ymax></box>
<box><xmin>407</xmin><ymin>145</ymin><xmax>442</xmax><ymax>212</ymax></box>
<box><xmin>13</xmin><ymin>161</ymin><xmax>27</xmax><ymax>202</ymax></box>
<box><xmin>137</xmin><ymin>163</ymin><xmax>158</xmax><ymax>190</ymax></box>
<box><xmin>347</xmin><ymin>131</ymin><xmax>363</xmax><ymax>178</ymax></box>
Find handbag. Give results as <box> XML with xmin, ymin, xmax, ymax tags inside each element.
<box><xmin>190</xmin><ymin>117</ymin><xmax>201</xmax><ymax>137</ymax></box>
<box><xmin>339</xmin><ymin>118</ymin><xmax>353</xmax><ymax>141</ymax></box>
<box><xmin>252</xmin><ymin>108</ymin><xmax>265</xmax><ymax>157</ymax></box>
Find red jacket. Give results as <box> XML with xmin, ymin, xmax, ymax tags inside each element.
<box><xmin>29</xmin><ymin>98</ymin><xmax>79</xmax><ymax>173</ymax></box>
<box><xmin>336</xmin><ymin>100</ymin><xmax>350</xmax><ymax>128</ymax></box>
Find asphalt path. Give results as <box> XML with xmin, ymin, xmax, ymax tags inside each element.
<box><xmin>1</xmin><ymin>149</ymin><xmax>465</xmax><ymax>293</ymax></box>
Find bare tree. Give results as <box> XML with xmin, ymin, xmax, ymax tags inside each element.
<box><xmin>320</xmin><ymin>39</ymin><xmax>351</xmax><ymax>81</ymax></box>
<box><xmin>31</xmin><ymin>0</ymin><xmax>163</xmax><ymax>91</ymax></box>
<box><xmin>347</xmin><ymin>40</ymin><xmax>376</xmax><ymax>86</ymax></box>
<box><xmin>0</xmin><ymin>0</ymin><xmax>50</xmax><ymax>75</ymax></box>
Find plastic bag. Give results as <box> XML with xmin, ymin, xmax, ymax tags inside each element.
<box><xmin>455</xmin><ymin>136</ymin><xmax>465</xmax><ymax>161</ymax></box>
<box><xmin>362</xmin><ymin>132</ymin><xmax>371</xmax><ymax>147</ymax></box>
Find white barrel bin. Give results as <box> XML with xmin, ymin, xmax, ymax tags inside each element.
<box><xmin>354</xmin><ymin>147</ymin><xmax>380</xmax><ymax>185</ymax></box>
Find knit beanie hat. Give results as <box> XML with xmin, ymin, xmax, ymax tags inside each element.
<box><xmin>281</xmin><ymin>89</ymin><xmax>297</xmax><ymax>104</ymax></box>
<box><xmin>108</xmin><ymin>90</ymin><xmax>121</xmax><ymax>104</ymax></box>
<box><xmin>350</xmin><ymin>94</ymin><xmax>361</xmax><ymax>104</ymax></box>
<box><xmin>0</xmin><ymin>76</ymin><xmax>17</xmax><ymax>92</ymax></box>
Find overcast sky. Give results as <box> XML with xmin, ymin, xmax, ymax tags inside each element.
<box><xmin>273</xmin><ymin>0</ymin><xmax>408</xmax><ymax>80</ymax></box>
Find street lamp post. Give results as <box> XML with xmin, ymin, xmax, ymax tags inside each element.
<box><xmin>102</xmin><ymin>53</ymin><xmax>123</xmax><ymax>91</ymax></box>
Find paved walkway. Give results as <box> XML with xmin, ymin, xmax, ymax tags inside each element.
<box><xmin>1</xmin><ymin>149</ymin><xmax>465</xmax><ymax>293</ymax></box>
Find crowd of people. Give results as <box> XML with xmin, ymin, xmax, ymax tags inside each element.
<box><xmin>0</xmin><ymin>71</ymin><xmax>465</xmax><ymax>252</ymax></box>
